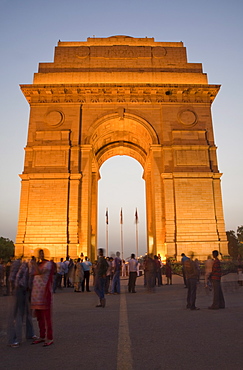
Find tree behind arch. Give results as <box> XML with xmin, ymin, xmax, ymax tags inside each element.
<box><xmin>0</xmin><ymin>237</ymin><xmax>15</xmax><ymax>261</ymax></box>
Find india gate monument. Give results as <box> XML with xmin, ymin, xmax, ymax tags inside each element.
<box><xmin>15</xmin><ymin>35</ymin><xmax>228</xmax><ymax>261</ymax></box>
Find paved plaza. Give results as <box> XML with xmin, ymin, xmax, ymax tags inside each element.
<box><xmin>0</xmin><ymin>273</ymin><xmax>242</xmax><ymax>370</ymax></box>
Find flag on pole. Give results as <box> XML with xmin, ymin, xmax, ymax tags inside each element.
<box><xmin>135</xmin><ymin>208</ymin><xmax>139</xmax><ymax>224</ymax></box>
<box><xmin>105</xmin><ymin>208</ymin><xmax>109</xmax><ymax>224</ymax></box>
<box><xmin>120</xmin><ymin>208</ymin><xmax>123</xmax><ymax>224</ymax></box>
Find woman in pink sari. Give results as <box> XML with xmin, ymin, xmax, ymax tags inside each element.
<box><xmin>30</xmin><ymin>250</ymin><xmax>54</xmax><ymax>346</ymax></box>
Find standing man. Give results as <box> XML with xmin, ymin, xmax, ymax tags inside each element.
<box><xmin>7</xmin><ymin>258</ymin><xmax>36</xmax><ymax>347</ymax></box>
<box><xmin>55</xmin><ymin>258</ymin><xmax>65</xmax><ymax>291</ymax></box>
<box><xmin>154</xmin><ymin>255</ymin><xmax>163</xmax><ymax>286</ymax></box>
<box><xmin>81</xmin><ymin>256</ymin><xmax>92</xmax><ymax>292</ymax></box>
<box><xmin>111</xmin><ymin>251</ymin><xmax>122</xmax><ymax>294</ymax></box>
<box><xmin>204</xmin><ymin>255</ymin><xmax>214</xmax><ymax>289</ymax></box>
<box><xmin>63</xmin><ymin>257</ymin><xmax>70</xmax><ymax>287</ymax></box>
<box><xmin>184</xmin><ymin>258</ymin><xmax>200</xmax><ymax>310</ymax></box>
<box><xmin>208</xmin><ymin>250</ymin><xmax>225</xmax><ymax>309</ymax></box>
<box><xmin>181</xmin><ymin>253</ymin><xmax>190</xmax><ymax>288</ymax></box>
<box><xmin>94</xmin><ymin>249</ymin><xmax>109</xmax><ymax>308</ymax></box>
<box><xmin>128</xmin><ymin>254</ymin><xmax>138</xmax><ymax>293</ymax></box>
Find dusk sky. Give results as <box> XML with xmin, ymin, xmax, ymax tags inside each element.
<box><xmin>0</xmin><ymin>0</ymin><xmax>242</xmax><ymax>258</ymax></box>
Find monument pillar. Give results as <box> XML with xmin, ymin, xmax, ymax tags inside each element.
<box><xmin>78</xmin><ymin>145</ymin><xmax>93</xmax><ymax>258</ymax></box>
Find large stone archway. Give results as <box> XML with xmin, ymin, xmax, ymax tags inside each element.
<box><xmin>86</xmin><ymin>111</ymin><xmax>161</xmax><ymax>261</ymax></box>
<box><xmin>15</xmin><ymin>36</ymin><xmax>228</xmax><ymax>261</ymax></box>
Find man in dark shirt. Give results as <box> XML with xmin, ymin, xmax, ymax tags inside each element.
<box><xmin>94</xmin><ymin>248</ymin><xmax>109</xmax><ymax>308</ymax></box>
<box><xmin>208</xmin><ymin>250</ymin><xmax>225</xmax><ymax>309</ymax></box>
<box><xmin>181</xmin><ymin>253</ymin><xmax>190</xmax><ymax>288</ymax></box>
<box><xmin>184</xmin><ymin>258</ymin><xmax>200</xmax><ymax>310</ymax></box>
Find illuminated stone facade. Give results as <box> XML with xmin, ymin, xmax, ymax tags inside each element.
<box><xmin>15</xmin><ymin>36</ymin><xmax>228</xmax><ymax>261</ymax></box>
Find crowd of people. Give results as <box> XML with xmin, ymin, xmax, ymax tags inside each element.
<box><xmin>182</xmin><ymin>250</ymin><xmax>225</xmax><ymax>311</ymax></box>
<box><xmin>0</xmin><ymin>248</ymin><xmax>227</xmax><ymax>348</ymax></box>
<box><xmin>5</xmin><ymin>250</ymin><xmax>54</xmax><ymax>348</ymax></box>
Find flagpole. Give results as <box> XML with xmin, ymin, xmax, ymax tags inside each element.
<box><xmin>106</xmin><ymin>208</ymin><xmax>109</xmax><ymax>257</ymax></box>
<box><xmin>135</xmin><ymin>208</ymin><xmax>139</xmax><ymax>258</ymax></box>
<box><xmin>136</xmin><ymin>222</ymin><xmax>138</xmax><ymax>259</ymax></box>
<box><xmin>120</xmin><ymin>208</ymin><xmax>124</xmax><ymax>260</ymax></box>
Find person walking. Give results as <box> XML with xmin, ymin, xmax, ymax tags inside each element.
<box><xmin>7</xmin><ymin>259</ymin><xmax>36</xmax><ymax>347</ymax></box>
<box><xmin>145</xmin><ymin>254</ymin><xmax>156</xmax><ymax>292</ymax></box>
<box><xmin>128</xmin><ymin>254</ymin><xmax>138</xmax><ymax>293</ymax></box>
<box><xmin>204</xmin><ymin>255</ymin><xmax>214</xmax><ymax>289</ymax></box>
<box><xmin>208</xmin><ymin>250</ymin><xmax>225</xmax><ymax>310</ymax></box>
<box><xmin>73</xmin><ymin>258</ymin><xmax>84</xmax><ymax>292</ymax></box>
<box><xmin>94</xmin><ymin>249</ymin><xmax>109</xmax><ymax>308</ymax></box>
<box><xmin>184</xmin><ymin>258</ymin><xmax>200</xmax><ymax>310</ymax></box>
<box><xmin>181</xmin><ymin>253</ymin><xmax>190</xmax><ymax>288</ymax></box>
<box><xmin>105</xmin><ymin>257</ymin><xmax>112</xmax><ymax>294</ymax></box>
<box><xmin>30</xmin><ymin>250</ymin><xmax>55</xmax><ymax>346</ymax></box>
<box><xmin>63</xmin><ymin>257</ymin><xmax>70</xmax><ymax>287</ymax></box>
<box><xmin>55</xmin><ymin>258</ymin><xmax>65</xmax><ymax>291</ymax></box>
<box><xmin>165</xmin><ymin>258</ymin><xmax>172</xmax><ymax>285</ymax></box>
<box><xmin>111</xmin><ymin>251</ymin><xmax>122</xmax><ymax>294</ymax></box>
<box><xmin>81</xmin><ymin>256</ymin><xmax>92</xmax><ymax>292</ymax></box>
<box><xmin>154</xmin><ymin>255</ymin><xmax>163</xmax><ymax>286</ymax></box>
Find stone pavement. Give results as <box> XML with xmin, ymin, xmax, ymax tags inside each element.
<box><xmin>0</xmin><ymin>274</ymin><xmax>243</xmax><ymax>370</ymax></box>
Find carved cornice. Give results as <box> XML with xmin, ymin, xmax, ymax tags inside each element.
<box><xmin>20</xmin><ymin>84</ymin><xmax>220</xmax><ymax>105</ymax></box>
<box><xmin>19</xmin><ymin>173</ymin><xmax>82</xmax><ymax>180</ymax></box>
<box><xmin>161</xmin><ymin>172</ymin><xmax>222</xmax><ymax>179</ymax></box>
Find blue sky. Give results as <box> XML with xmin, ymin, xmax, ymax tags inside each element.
<box><xmin>0</xmin><ymin>0</ymin><xmax>242</xmax><ymax>258</ymax></box>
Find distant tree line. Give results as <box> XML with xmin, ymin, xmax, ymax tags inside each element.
<box><xmin>226</xmin><ymin>225</ymin><xmax>243</xmax><ymax>259</ymax></box>
<box><xmin>0</xmin><ymin>237</ymin><xmax>15</xmax><ymax>261</ymax></box>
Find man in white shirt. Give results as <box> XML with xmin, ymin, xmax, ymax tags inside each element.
<box><xmin>63</xmin><ymin>257</ymin><xmax>70</xmax><ymax>287</ymax></box>
<box><xmin>128</xmin><ymin>254</ymin><xmax>138</xmax><ymax>293</ymax></box>
<box><xmin>81</xmin><ymin>256</ymin><xmax>92</xmax><ymax>292</ymax></box>
<box><xmin>55</xmin><ymin>258</ymin><xmax>65</xmax><ymax>290</ymax></box>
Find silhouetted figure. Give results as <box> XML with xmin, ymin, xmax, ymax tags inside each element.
<box><xmin>208</xmin><ymin>250</ymin><xmax>225</xmax><ymax>310</ymax></box>
<box><xmin>94</xmin><ymin>249</ymin><xmax>109</xmax><ymax>307</ymax></box>
<box><xmin>145</xmin><ymin>254</ymin><xmax>156</xmax><ymax>292</ymax></box>
<box><xmin>165</xmin><ymin>259</ymin><xmax>172</xmax><ymax>285</ymax></box>
<box><xmin>181</xmin><ymin>253</ymin><xmax>189</xmax><ymax>288</ymax></box>
<box><xmin>154</xmin><ymin>255</ymin><xmax>162</xmax><ymax>286</ymax></box>
<box><xmin>184</xmin><ymin>258</ymin><xmax>200</xmax><ymax>310</ymax></box>
<box><xmin>111</xmin><ymin>251</ymin><xmax>122</xmax><ymax>294</ymax></box>
<box><xmin>128</xmin><ymin>254</ymin><xmax>138</xmax><ymax>293</ymax></box>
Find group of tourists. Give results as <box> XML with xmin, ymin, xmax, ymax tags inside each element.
<box><xmin>182</xmin><ymin>250</ymin><xmax>225</xmax><ymax>311</ymax></box>
<box><xmin>93</xmin><ymin>250</ymin><xmax>139</xmax><ymax>307</ymax></box>
<box><xmin>142</xmin><ymin>254</ymin><xmax>172</xmax><ymax>291</ymax></box>
<box><xmin>54</xmin><ymin>256</ymin><xmax>92</xmax><ymax>293</ymax></box>
<box><xmin>2</xmin><ymin>248</ymin><xmax>226</xmax><ymax>348</ymax></box>
<box><xmin>6</xmin><ymin>250</ymin><xmax>54</xmax><ymax>348</ymax></box>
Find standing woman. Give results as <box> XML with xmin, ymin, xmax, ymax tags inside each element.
<box><xmin>165</xmin><ymin>258</ymin><xmax>172</xmax><ymax>285</ymax></box>
<box><xmin>73</xmin><ymin>258</ymin><xmax>84</xmax><ymax>292</ymax></box>
<box><xmin>30</xmin><ymin>249</ymin><xmax>54</xmax><ymax>346</ymax></box>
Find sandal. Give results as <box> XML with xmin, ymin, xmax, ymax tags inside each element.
<box><xmin>43</xmin><ymin>340</ymin><xmax>54</xmax><ymax>347</ymax></box>
<box><xmin>31</xmin><ymin>338</ymin><xmax>45</xmax><ymax>345</ymax></box>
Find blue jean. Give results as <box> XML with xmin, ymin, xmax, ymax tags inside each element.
<box><xmin>94</xmin><ymin>277</ymin><xmax>106</xmax><ymax>300</ymax></box>
<box><xmin>187</xmin><ymin>278</ymin><xmax>198</xmax><ymax>309</ymax></box>
<box><xmin>111</xmin><ymin>271</ymin><xmax>120</xmax><ymax>294</ymax></box>
<box><xmin>7</xmin><ymin>287</ymin><xmax>35</xmax><ymax>344</ymax></box>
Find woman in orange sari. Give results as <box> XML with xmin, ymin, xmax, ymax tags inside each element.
<box><xmin>30</xmin><ymin>250</ymin><xmax>54</xmax><ymax>346</ymax></box>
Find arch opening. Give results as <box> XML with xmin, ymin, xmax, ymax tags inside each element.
<box><xmin>97</xmin><ymin>155</ymin><xmax>147</xmax><ymax>259</ymax></box>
